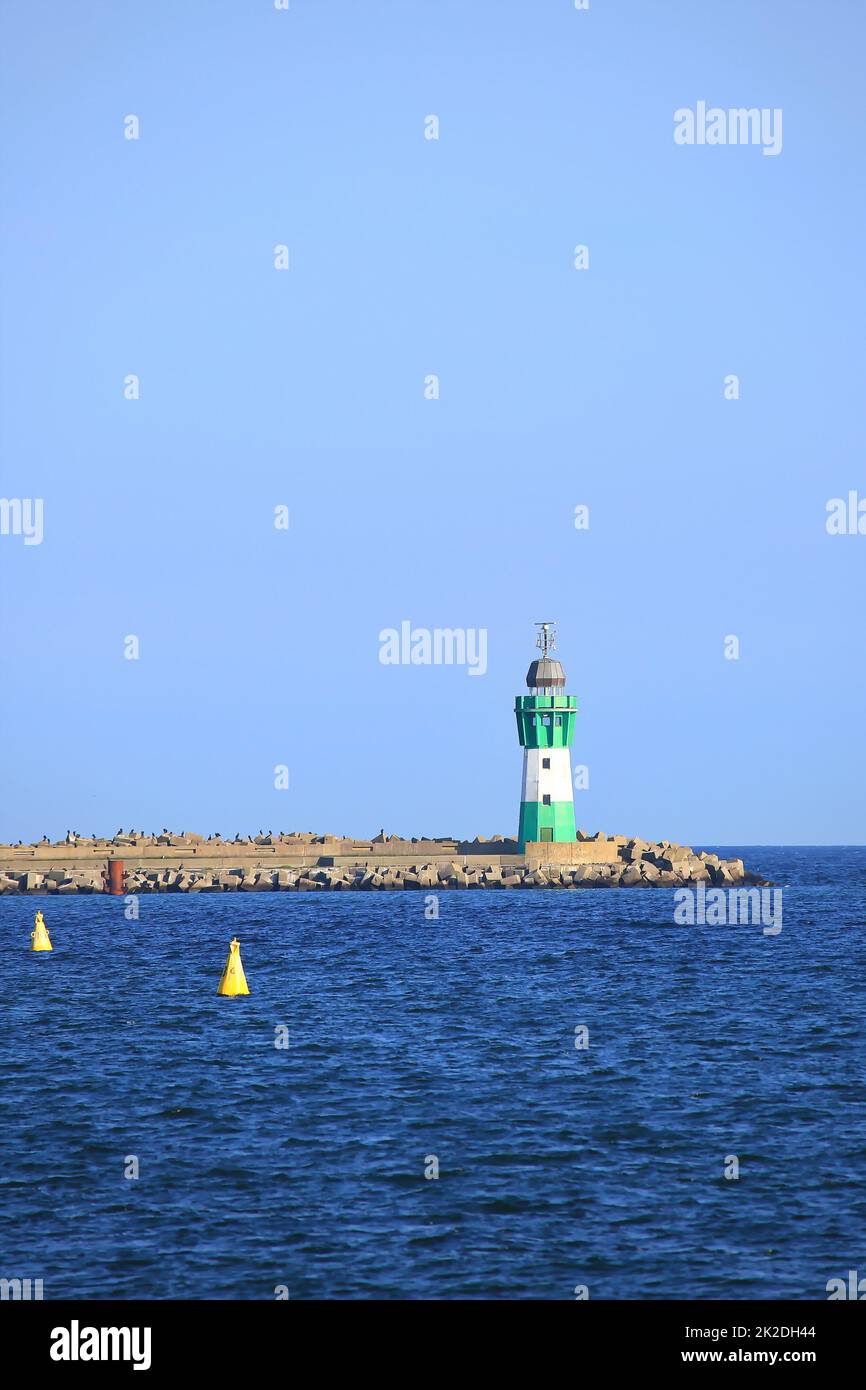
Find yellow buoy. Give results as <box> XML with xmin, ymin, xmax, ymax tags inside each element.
<box><xmin>31</xmin><ymin>910</ymin><xmax>52</xmax><ymax>952</ymax></box>
<box><xmin>217</xmin><ymin>937</ymin><xmax>249</xmax><ymax>996</ymax></box>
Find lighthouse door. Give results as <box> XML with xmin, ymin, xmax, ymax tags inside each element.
<box><xmin>540</xmin><ymin>827</ymin><xmax>553</xmax><ymax>842</ymax></box>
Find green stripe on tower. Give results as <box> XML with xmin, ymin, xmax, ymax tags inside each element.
<box><xmin>518</xmin><ymin>799</ymin><xmax>577</xmax><ymax>846</ymax></box>
<box><xmin>515</xmin><ymin>694</ymin><xmax>578</xmax><ymax>748</ymax></box>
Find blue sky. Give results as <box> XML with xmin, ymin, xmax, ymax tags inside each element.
<box><xmin>1</xmin><ymin>0</ymin><xmax>864</xmax><ymax>845</ymax></box>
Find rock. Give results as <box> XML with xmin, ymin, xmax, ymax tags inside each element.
<box><xmin>194</xmin><ymin>874</ymin><xmax>212</xmax><ymax>890</ymax></box>
<box><xmin>685</xmin><ymin>857</ymin><xmax>711</xmax><ymax>882</ymax></box>
<box><xmin>74</xmin><ymin>873</ymin><xmax>104</xmax><ymax>894</ymax></box>
<box><xmin>654</xmin><ymin>845</ymin><xmax>690</xmax><ymax>867</ymax></box>
<box><xmin>653</xmin><ymin>856</ymin><xmax>683</xmax><ymax>873</ymax></box>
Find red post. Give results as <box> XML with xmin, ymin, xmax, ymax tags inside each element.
<box><xmin>107</xmin><ymin>859</ymin><xmax>124</xmax><ymax>895</ymax></box>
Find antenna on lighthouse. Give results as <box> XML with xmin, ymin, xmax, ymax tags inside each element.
<box><xmin>535</xmin><ymin>622</ymin><xmax>557</xmax><ymax>659</ymax></box>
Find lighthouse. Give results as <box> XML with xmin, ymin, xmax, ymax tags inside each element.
<box><xmin>515</xmin><ymin>623</ymin><xmax>578</xmax><ymax>849</ymax></box>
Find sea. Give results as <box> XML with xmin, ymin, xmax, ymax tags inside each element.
<box><xmin>1</xmin><ymin>846</ymin><xmax>864</xmax><ymax>1300</ymax></box>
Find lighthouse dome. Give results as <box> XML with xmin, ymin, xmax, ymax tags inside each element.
<box><xmin>526</xmin><ymin>657</ymin><xmax>566</xmax><ymax>690</ymax></box>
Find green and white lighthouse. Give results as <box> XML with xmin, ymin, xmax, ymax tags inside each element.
<box><xmin>515</xmin><ymin>623</ymin><xmax>578</xmax><ymax>849</ymax></box>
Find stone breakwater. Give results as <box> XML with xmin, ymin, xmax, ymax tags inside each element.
<box><xmin>0</xmin><ymin>830</ymin><xmax>769</xmax><ymax>893</ymax></box>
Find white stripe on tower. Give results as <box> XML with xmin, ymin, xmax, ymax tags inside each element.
<box><xmin>520</xmin><ymin>748</ymin><xmax>574</xmax><ymax>803</ymax></box>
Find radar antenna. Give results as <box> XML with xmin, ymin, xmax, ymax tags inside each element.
<box><xmin>535</xmin><ymin>622</ymin><xmax>557</xmax><ymax>659</ymax></box>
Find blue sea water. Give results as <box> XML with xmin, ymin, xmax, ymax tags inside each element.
<box><xmin>1</xmin><ymin>846</ymin><xmax>864</xmax><ymax>1301</ymax></box>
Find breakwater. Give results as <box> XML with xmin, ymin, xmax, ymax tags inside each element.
<box><xmin>0</xmin><ymin>829</ymin><xmax>768</xmax><ymax>893</ymax></box>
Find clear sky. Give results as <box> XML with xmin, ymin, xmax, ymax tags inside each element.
<box><xmin>1</xmin><ymin>0</ymin><xmax>864</xmax><ymax>846</ymax></box>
